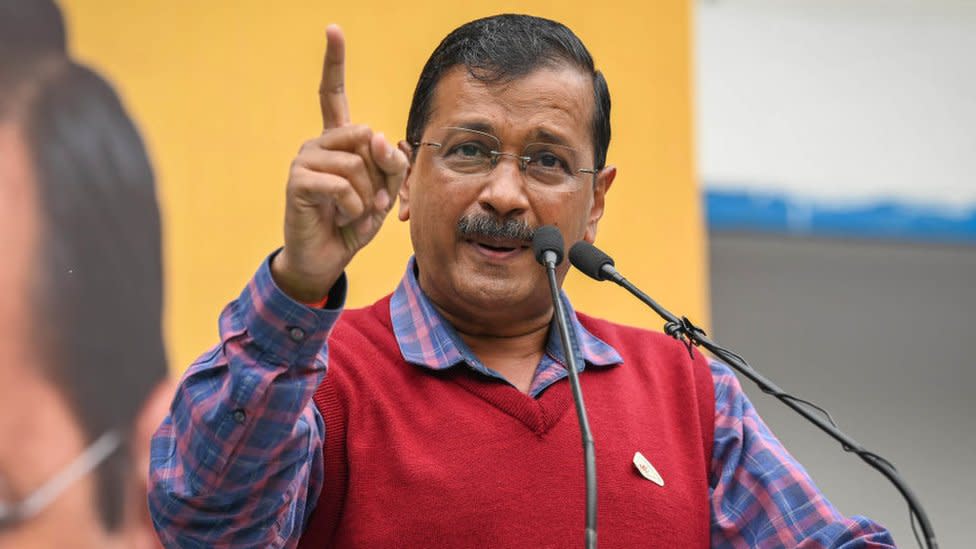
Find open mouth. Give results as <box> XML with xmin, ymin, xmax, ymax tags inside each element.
<box><xmin>478</xmin><ymin>242</ymin><xmax>518</xmax><ymax>252</ymax></box>
<box><xmin>468</xmin><ymin>238</ymin><xmax>529</xmax><ymax>257</ymax></box>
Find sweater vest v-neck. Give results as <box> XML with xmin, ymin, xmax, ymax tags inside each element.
<box><xmin>298</xmin><ymin>296</ymin><xmax>715</xmax><ymax>548</ymax></box>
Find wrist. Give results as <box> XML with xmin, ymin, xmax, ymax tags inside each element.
<box><xmin>270</xmin><ymin>250</ymin><xmax>340</xmax><ymax>304</ymax></box>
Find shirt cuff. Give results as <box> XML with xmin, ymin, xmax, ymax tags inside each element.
<box><xmin>233</xmin><ymin>250</ymin><xmax>347</xmax><ymax>365</ymax></box>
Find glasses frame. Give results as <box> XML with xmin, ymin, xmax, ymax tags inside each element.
<box><xmin>414</xmin><ymin>126</ymin><xmax>600</xmax><ymax>189</ymax></box>
<box><xmin>0</xmin><ymin>430</ymin><xmax>121</xmax><ymax>530</ymax></box>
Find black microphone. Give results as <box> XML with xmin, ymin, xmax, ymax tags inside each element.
<box><xmin>570</xmin><ymin>241</ymin><xmax>678</xmax><ymax>326</ymax></box>
<box><xmin>532</xmin><ymin>226</ymin><xmax>597</xmax><ymax>549</ymax></box>
<box><xmin>568</xmin><ymin>240</ymin><xmax>939</xmax><ymax>549</ymax></box>
<box><xmin>532</xmin><ymin>225</ymin><xmax>564</xmax><ymax>266</ymax></box>
<box><xmin>568</xmin><ymin>241</ymin><xmax>619</xmax><ymax>283</ymax></box>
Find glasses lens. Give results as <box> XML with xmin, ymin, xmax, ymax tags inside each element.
<box><xmin>437</xmin><ymin>128</ymin><xmax>497</xmax><ymax>174</ymax></box>
<box><xmin>523</xmin><ymin>143</ymin><xmax>580</xmax><ymax>187</ymax></box>
<box><xmin>429</xmin><ymin>127</ymin><xmax>590</xmax><ymax>192</ymax></box>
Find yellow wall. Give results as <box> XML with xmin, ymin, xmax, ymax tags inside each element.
<box><xmin>60</xmin><ymin>1</ymin><xmax>706</xmax><ymax>373</ymax></box>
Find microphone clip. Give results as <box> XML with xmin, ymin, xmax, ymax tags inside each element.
<box><xmin>664</xmin><ymin>316</ymin><xmax>707</xmax><ymax>359</ymax></box>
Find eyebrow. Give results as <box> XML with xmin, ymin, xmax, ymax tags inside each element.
<box><xmin>450</xmin><ymin>121</ymin><xmax>575</xmax><ymax>148</ymax></box>
<box><xmin>452</xmin><ymin>121</ymin><xmax>495</xmax><ymax>135</ymax></box>
<box><xmin>531</xmin><ymin>129</ymin><xmax>572</xmax><ymax>148</ymax></box>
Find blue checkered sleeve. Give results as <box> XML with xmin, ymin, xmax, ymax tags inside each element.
<box><xmin>709</xmin><ymin>359</ymin><xmax>897</xmax><ymax>548</ymax></box>
<box><xmin>148</xmin><ymin>254</ymin><xmax>344</xmax><ymax>548</ymax></box>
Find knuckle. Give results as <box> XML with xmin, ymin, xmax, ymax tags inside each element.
<box><xmin>350</xmin><ymin>124</ymin><xmax>372</xmax><ymax>139</ymax></box>
<box><xmin>288</xmin><ymin>157</ymin><xmax>305</xmax><ymax>177</ymax></box>
<box><xmin>286</xmin><ymin>178</ymin><xmax>306</xmax><ymax>199</ymax></box>
<box><xmin>290</xmin><ymin>153</ymin><xmax>307</xmax><ymax>172</ymax></box>
<box><xmin>342</xmin><ymin>195</ymin><xmax>365</xmax><ymax>217</ymax></box>
<box><xmin>287</xmin><ymin>171</ymin><xmax>311</xmax><ymax>191</ymax></box>
<box><xmin>299</xmin><ymin>138</ymin><xmax>318</xmax><ymax>154</ymax></box>
<box><xmin>320</xmin><ymin>82</ymin><xmax>344</xmax><ymax>95</ymax></box>
<box><xmin>346</xmin><ymin>153</ymin><xmax>366</xmax><ymax>173</ymax></box>
<box><xmin>341</xmin><ymin>181</ymin><xmax>359</xmax><ymax>197</ymax></box>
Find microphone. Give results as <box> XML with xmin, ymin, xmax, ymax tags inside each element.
<box><xmin>568</xmin><ymin>241</ymin><xmax>620</xmax><ymax>283</ymax></box>
<box><xmin>570</xmin><ymin>241</ymin><xmax>680</xmax><ymax>328</ymax></box>
<box><xmin>531</xmin><ymin>226</ymin><xmax>597</xmax><ymax>549</ymax></box>
<box><xmin>532</xmin><ymin>225</ymin><xmax>564</xmax><ymax>266</ymax></box>
<box><xmin>568</xmin><ymin>240</ymin><xmax>939</xmax><ymax>549</ymax></box>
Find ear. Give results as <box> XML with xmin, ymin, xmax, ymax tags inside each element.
<box><xmin>583</xmin><ymin>165</ymin><xmax>616</xmax><ymax>243</ymax></box>
<box><xmin>397</xmin><ymin>140</ymin><xmax>414</xmax><ymax>222</ymax></box>
<box><xmin>122</xmin><ymin>378</ymin><xmax>177</xmax><ymax>549</ymax></box>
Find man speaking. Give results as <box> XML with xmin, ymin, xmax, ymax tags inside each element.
<box><xmin>149</xmin><ymin>15</ymin><xmax>894</xmax><ymax>548</ymax></box>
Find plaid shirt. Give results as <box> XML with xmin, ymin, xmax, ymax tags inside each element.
<box><xmin>149</xmin><ymin>254</ymin><xmax>895</xmax><ymax>548</ymax></box>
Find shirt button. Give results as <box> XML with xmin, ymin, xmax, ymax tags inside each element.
<box><xmin>232</xmin><ymin>409</ymin><xmax>247</xmax><ymax>424</ymax></box>
<box><xmin>288</xmin><ymin>327</ymin><xmax>305</xmax><ymax>342</ymax></box>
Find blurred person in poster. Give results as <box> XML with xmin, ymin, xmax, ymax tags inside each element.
<box><xmin>0</xmin><ymin>1</ymin><xmax>171</xmax><ymax>547</ymax></box>
<box><xmin>149</xmin><ymin>13</ymin><xmax>895</xmax><ymax>549</ymax></box>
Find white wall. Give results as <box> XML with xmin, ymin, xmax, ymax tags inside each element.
<box><xmin>697</xmin><ymin>0</ymin><xmax>976</xmax><ymax>210</ymax></box>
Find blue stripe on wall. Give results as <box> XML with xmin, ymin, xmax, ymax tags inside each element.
<box><xmin>705</xmin><ymin>189</ymin><xmax>976</xmax><ymax>244</ymax></box>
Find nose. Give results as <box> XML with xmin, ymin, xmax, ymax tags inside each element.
<box><xmin>477</xmin><ymin>155</ymin><xmax>531</xmax><ymax>218</ymax></box>
<box><xmin>490</xmin><ymin>151</ymin><xmax>530</xmax><ymax>172</ymax></box>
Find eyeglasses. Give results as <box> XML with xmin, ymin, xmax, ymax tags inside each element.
<box><xmin>415</xmin><ymin>127</ymin><xmax>598</xmax><ymax>192</ymax></box>
<box><xmin>0</xmin><ymin>430</ymin><xmax>121</xmax><ymax>530</ymax></box>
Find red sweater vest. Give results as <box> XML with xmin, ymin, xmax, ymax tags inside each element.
<box><xmin>298</xmin><ymin>296</ymin><xmax>715</xmax><ymax>548</ymax></box>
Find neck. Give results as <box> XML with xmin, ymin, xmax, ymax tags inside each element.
<box><xmin>432</xmin><ymin>300</ymin><xmax>553</xmax><ymax>394</ymax></box>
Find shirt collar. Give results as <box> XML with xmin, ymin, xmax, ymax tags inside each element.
<box><xmin>390</xmin><ymin>257</ymin><xmax>623</xmax><ymax>374</ymax></box>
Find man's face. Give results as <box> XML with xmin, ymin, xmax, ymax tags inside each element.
<box><xmin>0</xmin><ymin>123</ymin><xmax>118</xmax><ymax>548</ymax></box>
<box><xmin>398</xmin><ymin>64</ymin><xmax>614</xmax><ymax>331</ymax></box>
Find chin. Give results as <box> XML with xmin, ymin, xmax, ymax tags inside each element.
<box><xmin>454</xmin><ymin>268</ymin><xmax>545</xmax><ymax>313</ymax></box>
<box><xmin>419</xmin><ymin>249</ymin><xmax>547</xmax><ymax>317</ymax></box>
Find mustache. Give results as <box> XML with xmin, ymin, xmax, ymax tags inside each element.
<box><xmin>456</xmin><ymin>214</ymin><xmax>535</xmax><ymax>243</ymax></box>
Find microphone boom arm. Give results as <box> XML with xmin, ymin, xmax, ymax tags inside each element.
<box><xmin>579</xmin><ymin>250</ymin><xmax>938</xmax><ymax>549</ymax></box>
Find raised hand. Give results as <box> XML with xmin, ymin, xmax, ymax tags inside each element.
<box><xmin>272</xmin><ymin>24</ymin><xmax>409</xmax><ymax>303</ymax></box>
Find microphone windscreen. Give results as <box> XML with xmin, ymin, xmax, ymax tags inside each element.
<box><xmin>569</xmin><ymin>241</ymin><xmax>614</xmax><ymax>281</ymax></box>
<box><xmin>532</xmin><ymin>225</ymin><xmax>564</xmax><ymax>265</ymax></box>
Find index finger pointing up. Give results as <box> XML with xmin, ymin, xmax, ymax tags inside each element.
<box><xmin>319</xmin><ymin>24</ymin><xmax>350</xmax><ymax>129</ymax></box>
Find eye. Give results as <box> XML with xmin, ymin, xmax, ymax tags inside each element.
<box><xmin>531</xmin><ymin>150</ymin><xmax>572</xmax><ymax>173</ymax></box>
<box><xmin>448</xmin><ymin>142</ymin><xmax>490</xmax><ymax>160</ymax></box>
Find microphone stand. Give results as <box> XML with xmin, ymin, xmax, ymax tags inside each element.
<box><xmin>592</xmin><ymin>261</ymin><xmax>938</xmax><ymax>549</ymax></box>
<box><xmin>535</xmin><ymin>227</ymin><xmax>598</xmax><ymax>549</ymax></box>
<box><xmin>544</xmin><ymin>260</ymin><xmax>598</xmax><ymax>549</ymax></box>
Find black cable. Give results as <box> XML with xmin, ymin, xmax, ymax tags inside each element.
<box><xmin>705</xmin><ymin>340</ymin><xmax>936</xmax><ymax>549</ymax></box>
<box><xmin>780</xmin><ymin>394</ymin><xmax>838</xmax><ymax>429</ymax></box>
<box><xmin>911</xmin><ymin>501</ymin><xmax>924</xmax><ymax>549</ymax></box>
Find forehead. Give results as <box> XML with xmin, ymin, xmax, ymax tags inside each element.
<box><xmin>425</xmin><ymin>64</ymin><xmax>594</xmax><ymax>150</ymax></box>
